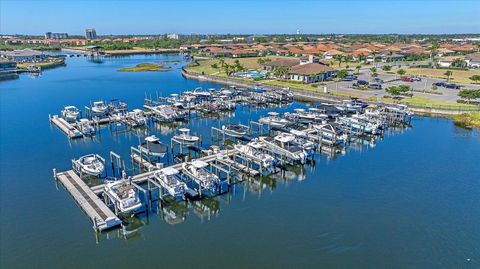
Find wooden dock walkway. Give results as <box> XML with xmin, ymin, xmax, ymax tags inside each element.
<box><xmin>50</xmin><ymin>115</ymin><xmax>83</xmax><ymax>139</ymax></box>
<box><xmin>56</xmin><ymin>170</ymin><xmax>121</xmax><ymax>231</ymax></box>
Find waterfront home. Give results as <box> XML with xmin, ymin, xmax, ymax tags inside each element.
<box><xmin>437</xmin><ymin>58</ymin><xmax>454</xmax><ymax>67</ymax></box>
<box><xmin>231</xmin><ymin>49</ymin><xmax>258</xmax><ymax>58</ymax></box>
<box><xmin>465</xmin><ymin>54</ymin><xmax>480</xmax><ymax>68</ymax></box>
<box><xmin>288</xmin><ymin>63</ymin><xmax>336</xmax><ymax>83</ymax></box>
<box><xmin>0</xmin><ymin>49</ymin><xmax>46</xmax><ymax>62</ymax></box>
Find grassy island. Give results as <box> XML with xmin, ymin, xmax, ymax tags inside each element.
<box><xmin>118</xmin><ymin>63</ymin><xmax>170</xmax><ymax>72</ymax></box>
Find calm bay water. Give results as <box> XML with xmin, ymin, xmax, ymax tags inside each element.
<box><xmin>1</xmin><ymin>54</ymin><xmax>479</xmax><ymax>269</ymax></box>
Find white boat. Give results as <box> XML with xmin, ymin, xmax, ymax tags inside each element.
<box><xmin>139</xmin><ymin>135</ymin><xmax>167</xmax><ymax>158</ymax></box>
<box><xmin>186</xmin><ymin>87</ymin><xmax>211</xmax><ymax>99</ymax></box>
<box><xmin>104</xmin><ymin>179</ymin><xmax>142</xmax><ymax>214</ymax></box>
<box><xmin>126</xmin><ymin>109</ymin><xmax>147</xmax><ymax>127</ymax></box>
<box><xmin>153</xmin><ymin>167</ymin><xmax>187</xmax><ymax>201</ymax></box>
<box><xmin>151</xmin><ymin>105</ymin><xmax>180</xmax><ymax>122</ymax></box>
<box><xmin>259</xmin><ymin>133</ymin><xmax>307</xmax><ymax>164</ymax></box>
<box><xmin>73</xmin><ymin>154</ymin><xmax>105</xmax><ymax>176</ymax></box>
<box><xmin>312</xmin><ymin>123</ymin><xmax>348</xmax><ymax>145</ymax></box>
<box><xmin>234</xmin><ymin>141</ymin><xmax>276</xmax><ymax>172</ymax></box>
<box><xmin>77</xmin><ymin>118</ymin><xmax>95</xmax><ymax>136</ymax></box>
<box><xmin>258</xmin><ymin>112</ymin><xmax>290</xmax><ymax>128</ymax></box>
<box><xmin>182</xmin><ymin>160</ymin><xmax>218</xmax><ymax>193</ymax></box>
<box><xmin>91</xmin><ymin>101</ymin><xmax>109</xmax><ymax>115</ymax></box>
<box><xmin>61</xmin><ymin>106</ymin><xmax>80</xmax><ymax>122</ymax></box>
<box><xmin>222</xmin><ymin>123</ymin><xmax>248</xmax><ymax>138</ymax></box>
<box><xmin>173</xmin><ymin>128</ymin><xmax>199</xmax><ymax>145</ymax></box>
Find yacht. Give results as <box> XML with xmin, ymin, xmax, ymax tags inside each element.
<box><xmin>91</xmin><ymin>101</ymin><xmax>109</xmax><ymax>115</ymax></box>
<box><xmin>258</xmin><ymin>112</ymin><xmax>290</xmax><ymax>128</ymax></box>
<box><xmin>104</xmin><ymin>179</ymin><xmax>142</xmax><ymax>214</ymax></box>
<box><xmin>77</xmin><ymin>118</ymin><xmax>95</xmax><ymax>136</ymax></box>
<box><xmin>182</xmin><ymin>160</ymin><xmax>218</xmax><ymax>194</ymax></box>
<box><xmin>153</xmin><ymin>167</ymin><xmax>187</xmax><ymax>201</ymax></box>
<box><xmin>173</xmin><ymin>128</ymin><xmax>199</xmax><ymax>145</ymax></box>
<box><xmin>222</xmin><ymin>123</ymin><xmax>248</xmax><ymax>138</ymax></box>
<box><xmin>335</xmin><ymin>99</ymin><xmax>368</xmax><ymax>113</ymax></box>
<box><xmin>139</xmin><ymin>135</ymin><xmax>167</xmax><ymax>158</ymax></box>
<box><xmin>259</xmin><ymin>133</ymin><xmax>307</xmax><ymax>164</ymax></box>
<box><xmin>73</xmin><ymin>154</ymin><xmax>105</xmax><ymax>177</ymax></box>
<box><xmin>234</xmin><ymin>141</ymin><xmax>276</xmax><ymax>173</ymax></box>
<box><xmin>61</xmin><ymin>106</ymin><xmax>80</xmax><ymax>122</ymax></box>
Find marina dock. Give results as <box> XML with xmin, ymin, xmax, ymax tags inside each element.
<box><xmin>49</xmin><ymin>115</ymin><xmax>83</xmax><ymax>139</ymax></box>
<box><xmin>55</xmin><ymin>170</ymin><xmax>122</xmax><ymax>231</ymax></box>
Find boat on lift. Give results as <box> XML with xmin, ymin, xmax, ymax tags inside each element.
<box><xmin>173</xmin><ymin>128</ymin><xmax>199</xmax><ymax>145</ymax></box>
<box><xmin>258</xmin><ymin>112</ymin><xmax>290</xmax><ymax>128</ymax></box>
<box><xmin>153</xmin><ymin>167</ymin><xmax>187</xmax><ymax>201</ymax></box>
<box><xmin>311</xmin><ymin>123</ymin><xmax>348</xmax><ymax>145</ymax></box>
<box><xmin>222</xmin><ymin>123</ymin><xmax>248</xmax><ymax>138</ymax></box>
<box><xmin>91</xmin><ymin>101</ymin><xmax>109</xmax><ymax>115</ymax></box>
<box><xmin>259</xmin><ymin>133</ymin><xmax>307</xmax><ymax>164</ymax></box>
<box><xmin>104</xmin><ymin>179</ymin><xmax>142</xmax><ymax>214</ymax></box>
<box><xmin>126</xmin><ymin>109</ymin><xmax>147</xmax><ymax>127</ymax></box>
<box><xmin>73</xmin><ymin>154</ymin><xmax>105</xmax><ymax>177</ymax></box>
<box><xmin>186</xmin><ymin>87</ymin><xmax>211</xmax><ymax>99</ymax></box>
<box><xmin>77</xmin><ymin>118</ymin><xmax>95</xmax><ymax>136</ymax></box>
<box><xmin>234</xmin><ymin>141</ymin><xmax>276</xmax><ymax>173</ymax></box>
<box><xmin>139</xmin><ymin>135</ymin><xmax>167</xmax><ymax>158</ymax></box>
<box><xmin>108</xmin><ymin>99</ymin><xmax>128</xmax><ymax>114</ymax></box>
<box><xmin>182</xmin><ymin>160</ymin><xmax>219</xmax><ymax>194</ymax></box>
<box><xmin>61</xmin><ymin>106</ymin><xmax>80</xmax><ymax>122</ymax></box>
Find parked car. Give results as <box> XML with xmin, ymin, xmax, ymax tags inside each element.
<box><xmin>343</xmin><ymin>75</ymin><xmax>357</xmax><ymax>81</ymax></box>
<box><xmin>412</xmin><ymin>76</ymin><xmax>422</xmax><ymax>82</ymax></box>
<box><xmin>433</xmin><ymin>82</ymin><xmax>447</xmax><ymax>87</ymax></box>
<box><xmin>353</xmin><ymin>80</ymin><xmax>369</xmax><ymax>87</ymax></box>
<box><xmin>401</xmin><ymin>77</ymin><xmax>414</xmax><ymax>82</ymax></box>
<box><xmin>373</xmin><ymin>77</ymin><xmax>384</xmax><ymax>83</ymax></box>
<box><xmin>368</xmin><ymin>84</ymin><xmax>382</xmax><ymax>89</ymax></box>
<box><xmin>445</xmin><ymin>83</ymin><xmax>460</xmax><ymax>89</ymax></box>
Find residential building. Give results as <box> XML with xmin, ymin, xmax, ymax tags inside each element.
<box><xmin>45</xmin><ymin>32</ymin><xmax>68</xmax><ymax>39</ymax></box>
<box><xmin>0</xmin><ymin>49</ymin><xmax>46</xmax><ymax>62</ymax></box>
<box><xmin>288</xmin><ymin>63</ymin><xmax>336</xmax><ymax>83</ymax></box>
<box><xmin>465</xmin><ymin>54</ymin><xmax>480</xmax><ymax>68</ymax></box>
<box><xmin>85</xmin><ymin>28</ymin><xmax>97</xmax><ymax>40</ymax></box>
<box><xmin>262</xmin><ymin>58</ymin><xmax>299</xmax><ymax>71</ymax></box>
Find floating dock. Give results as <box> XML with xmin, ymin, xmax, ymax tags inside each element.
<box><xmin>55</xmin><ymin>170</ymin><xmax>122</xmax><ymax>231</ymax></box>
<box><xmin>49</xmin><ymin>115</ymin><xmax>83</xmax><ymax>139</ymax></box>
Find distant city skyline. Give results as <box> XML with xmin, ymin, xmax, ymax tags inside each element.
<box><xmin>1</xmin><ymin>0</ymin><xmax>479</xmax><ymax>35</ymax></box>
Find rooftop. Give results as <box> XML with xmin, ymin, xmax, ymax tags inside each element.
<box><xmin>289</xmin><ymin>63</ymin><xmax>335</xmax><ymax>75</ymax></box>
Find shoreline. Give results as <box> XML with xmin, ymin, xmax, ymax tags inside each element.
<box><xmin>181</xmin><ymin>68</ymin><xmax>480</xmax><ymax>116</ymax></box>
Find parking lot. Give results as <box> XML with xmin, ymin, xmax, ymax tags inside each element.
<box><xmin>325</xmin><ymin>68</ymin><xmax>480</xmax><ymax>103</ymax></box>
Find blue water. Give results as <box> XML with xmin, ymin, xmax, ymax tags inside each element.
<box><xmin>1</xmin><ymin>55</ymin><xmax>479</xmax><ymax>269</ymax></box>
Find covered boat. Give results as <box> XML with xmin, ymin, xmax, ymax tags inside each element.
<box><xmin>77</xmin><ymin>118</ymin><xmax>95</xmax><ymax>136</ymax></box>
<box><xmin>104</xmin><ymin>179</ymin><xmax>142</xmax><ymax>214</ymax></box>
<box><xmin>222</xmin><ymin>123</ymin><xmax>248</xmax><ymax>138</ymax></box>
<box><xmin>234</xmin><ymin>141</ymin><xmax>276</xmax><ymax>173</ymax></box>
<box><xmin>182</xmin><ymin>160</ymin><xmax>218</xmax><ymax>194</ymax></box>
<box><xmin>91</xmin><ymin>101</ymin><xmax>109</xmax><ymax>115</ymax></box>
<box><xmin>153</xmin><ymin>167</ymin><xmax>187</xmax><ymax>201</ymax></box>
<box><xmin>258</xmin><ymin>112</ymin><xmax>290</xmax><ymax>128</ymax></box>
<box><xmin>139</xmin><ymin>135</ymin><xmax>167</xmax><ymax>158</ymax></box>
<box><xmin>173</xmin><ymin>128</ymin><xmax>199</xmax><ymax>145</ymax></box>
<box><xmin>61</xmin><ymin>106</ymin><xmax>80</xmax><ymax>123</ymax></box>
<box><xmin>73</xmin><ymin>154</ymin><xmax>105</xmax><ymax>177</ymax></box>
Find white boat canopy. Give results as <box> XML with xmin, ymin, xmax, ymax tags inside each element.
<box><xmin>145</xmin><ymin>135</ymin><xmax>159</xmax><ymax>142</ymax></box>
<box><xmin>161</xmin><ymin>167</ymin><xmax>180</xmax><ymax>176</ymax></box>
<box><xmin>178</xmin><ymin>128</ymin><xmax>191</xmax><ymax>133</ymax></box>
<box><xmin>191</xmin><ymin>160</ymin><xmax>209</xmax><ymax>168</ymax></box>
<box><xmin>267</xmin><ymin>112</ymin><xmax>279</xmax><ymax>116</ymax></box>
<box><xmin>274</xmin><ymin>133</ymin><xmax>295</xmax><ymax>143</ymax></box>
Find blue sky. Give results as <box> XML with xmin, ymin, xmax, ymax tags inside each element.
<box><xmin>1</xmin><ymin>0</ymin><xmax>479</xmax><ymax>35</ymax></box>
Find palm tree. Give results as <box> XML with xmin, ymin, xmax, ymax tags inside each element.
<box><xmin>334</xmin><ymin>55</ymin><xmax>343</xmax><ymax>67</ymax></box>
<box><xmin>370</xmin><ymin>67</ymin><xmax>378</xmax><ymax>79</ymax></box>
<box><xmin>444</xmin><ymin>70</ymin><xmax>453</xmax><ymax>82</ymax></box>
<box><xmin>355</xmin><ymin>65</ymin><xmax>362</xmax><ymax>75</ymax></box>
<box><xmin>219</xmin><ymin>58</ymin><xmax>225</xmax><ymax>68</ymax></box>
<box><xmin>429</xmin><ymin>42</ymin><xmax>439</xmax><ymax>62</ymax></box>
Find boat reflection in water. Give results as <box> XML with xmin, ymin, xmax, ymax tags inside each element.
<box><xmin>159</xmin><ymin>201</ymin><xmax>188</xmax><ymax>226</ymax></box>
